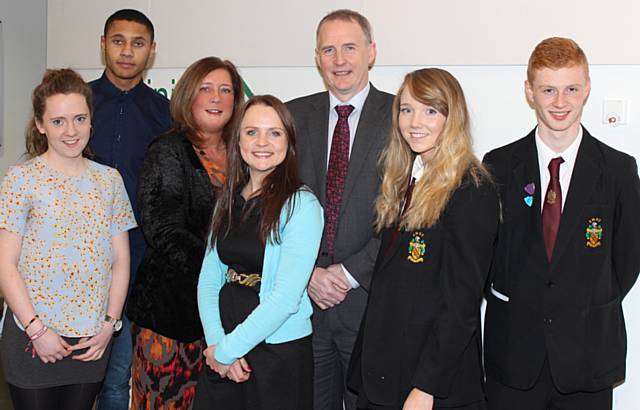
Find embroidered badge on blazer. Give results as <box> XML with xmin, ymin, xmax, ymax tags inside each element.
<box><xmin>523</xmin><ymin>182</ymin><xmax>535</xmax><ymax>207</ymax></box>
<box><xmin>407</xmin><ymin>231</ymin><xmax>426</xmax><ymax>263</ymax></box>
<box><xmin>585</xmin><ymin>217</ymin><xmax>603</xmax><ymax>248</ymax></box>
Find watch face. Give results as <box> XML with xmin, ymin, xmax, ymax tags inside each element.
<box><xmin>114</xmin><ymin>320</ymin><xmax>123</xmax><ymax>332</ymax></box>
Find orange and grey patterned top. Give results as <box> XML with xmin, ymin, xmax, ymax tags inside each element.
<box><xmin>0</xmin><ymin>156</ymin><xmax>137</xmax><ymax>337</ymax></box>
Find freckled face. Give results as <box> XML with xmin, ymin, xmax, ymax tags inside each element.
<box><xmin>525</xmin><ymin>65</ymin><xmax>590</xmax><ymax>141</ymax></box>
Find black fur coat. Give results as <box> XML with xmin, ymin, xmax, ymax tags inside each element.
<box><xmin>127</xmin><ymin>132</ymin><xmax>217</xmax><ymax>342</ymax></box>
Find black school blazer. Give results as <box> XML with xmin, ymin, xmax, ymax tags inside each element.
<box><xmin>483</xmin><ymin>127</ymin><xmax>640</xmax><ymax>393</ymax></box>
<box><xmin>349</xmin><ymin>173</ymin><xmax>500</xmax><ymax>408</ymax></box>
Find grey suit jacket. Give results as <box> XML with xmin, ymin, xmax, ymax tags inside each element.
<box><xmin>287</xmin><ymin>84</ymin><xmax>394</xmax><ymax>293</ymax></box>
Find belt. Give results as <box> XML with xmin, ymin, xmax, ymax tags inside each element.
<box><xmin>225</xmin><ymin>268</ymin><xmax>261</xmax><ymax>288</ymax></box>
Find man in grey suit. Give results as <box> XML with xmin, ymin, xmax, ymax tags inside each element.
<box><xmin>287</xmin><ymin>9</ymin><xmax>394</xmax><ymax>410</ymax></box>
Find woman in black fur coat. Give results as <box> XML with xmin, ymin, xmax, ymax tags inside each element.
<box><xmin>126</xmin><ymin>56</ymin><xmax>244</xmax><ymax>409</ymax></box>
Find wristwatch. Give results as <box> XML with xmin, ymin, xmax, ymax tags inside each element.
<box><xmin>105</xmin><ymin>314</ymin><xmax>123</xmax><ymax>332</ymax></box>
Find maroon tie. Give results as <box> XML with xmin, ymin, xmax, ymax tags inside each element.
<box><xmin>401</xmin><ymin>177</ymin><xmax>416</xmax><ymax>216</ymax></box>
<box><xmin>542</xmin><ymin>157</ymin><xmax>564</xmax><ymax>260</ymax></box>
<box><xmin>325</xmin><ymin>105</ymin><xmax>354</xmax><ymax>256</ymax></box>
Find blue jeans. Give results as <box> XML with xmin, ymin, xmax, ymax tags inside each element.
<box><xmin>96</xmin><ymin>242</ymin><xmax>143</xmax><ymax>410</ymax></box>
<box><xmin>95</xmin><ymin>313</ymin><xmax>133</xmax><ymax>410</ymax></box>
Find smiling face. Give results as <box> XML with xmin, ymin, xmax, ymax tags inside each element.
<box><xmin>101</xmin><ymin>19</ymin><xmax>155</xmax><ymax>90</ymax></box>
<box><xmin>239</xmin><ymin>104</ymin><xmax>289</xmax><ymax>186</ymax></box>
<box><xmin>525</xmin><ymin>65</ymin><xmax>590</xmax><ymax>146</ymax></box>
<box><xmin>315</xmin><ymin>19</ymin><xmax>376</xmax><ymax>102</ymax></box>
<box><xmin>36</xmin><ymin>93</ymin><xmax>91</xmax><ymax>164</ymax></box>
<box><xmin>191</xmin><ymin>68</ymin><xmax>235</xmax><ymax>140</ymax></box>
<box><xmin>398</xmin><ymin>88</ymin><xmax>447</xmax><ymax>162</ymax></box>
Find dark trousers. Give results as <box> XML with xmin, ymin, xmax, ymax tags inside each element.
<box><xmin>193</xmin><ymin>336</ymin><xmax>312</xmax><ymax>410</ymax></box>
<box><xmin>486</xmin><ymin>360</ymin><xmax>612</xmax><ymax>410</ymax></box>
<box><xmin>312</xmin><ymin>289</ymin><xmax>367</xmax><ymax>410</ymax></box>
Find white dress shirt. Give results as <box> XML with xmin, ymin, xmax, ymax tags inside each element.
<box><xmin>411</xmin><ymin>155</ymin><xmax>426</xmax><ymax>181</ymax></box>
<box><xmin>326</xmin><ymin>84</ymin><xmax>371</xmax><ymax>166</ymax></box>
<box><xmin>326</xmin><ymin>85</ymin><xmax>371</xmax><ymax>288</ymax></box>
<box><xmin>535</xmin><ymin>127</ymin><xmax>583</xmax><ymax>212</ymax></box>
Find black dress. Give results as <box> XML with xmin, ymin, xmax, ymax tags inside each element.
<box><xmin>194</xmin><ymin>194</ymin><xmax>313</xmax><ymax>410</ymax></box>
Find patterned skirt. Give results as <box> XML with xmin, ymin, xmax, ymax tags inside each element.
<box><xmin>131</xmin><ymin>324</ymin><xmax>204</xmax><ymax>410</ymax></box>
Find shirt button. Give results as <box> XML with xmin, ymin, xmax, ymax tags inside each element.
<box><xmin>117</xmin><ymin>135</ymin><xmax>121</xmax><ymax>142</ymax></box>
<box><xmin>545</xmin><ymin>280</ymin><xmax>555</xmax><ymax>288</ymax></box>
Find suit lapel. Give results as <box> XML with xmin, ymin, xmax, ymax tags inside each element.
<box><xmin>551</xmin><ymin>129</ymin><xmax>602</xmax><ymax>266</ymax></box>
<box><xmin>308</xmin><ymin>94</ymin><xmax>330</xmax><ymax>204</ymax></box>
<box><xmin>342</xmin><ymin>86</ymin><xmax>386</xmax><ymax>207</ymax></box>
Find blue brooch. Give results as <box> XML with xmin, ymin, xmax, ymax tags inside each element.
<box><xmin>523</xmin><ymin>182</ymin><xmax>535</xmax><ymax>207</ymax></box>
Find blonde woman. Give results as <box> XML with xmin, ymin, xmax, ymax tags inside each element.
<box><xmin>348</xmin><ymin>68</ymin><xmax>500</xmax><ymax>410</ymax></box>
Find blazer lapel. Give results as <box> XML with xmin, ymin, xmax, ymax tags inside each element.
<box><xmin>550</xmin><ymin>129</ymin><xmax>602</xmax><ymax>266</ymax></box>
<box><xmin>376</xmin><ymin>228</ymin><xmax>411</xmax><ymax>272</ymax></box>
<box><xmin>512</xmin><ymin>131</ymin><xmax>549</xmax><ymax>267</ymax></box>
<box><xmin>308</xmin><ymin>94</ymin><xmax>330</xmax><ymax>204</ymax></box>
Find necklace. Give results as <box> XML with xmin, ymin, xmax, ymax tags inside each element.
<box><xmin>192</xmin><ymin>144</ymin><xmax>226</xmax><ymax>188</ymax></box>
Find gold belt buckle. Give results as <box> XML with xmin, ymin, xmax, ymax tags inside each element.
<box><xmin>226</xmin><ymin>268</ymin><xmax>261</xmax><ymax>287</ymax></box>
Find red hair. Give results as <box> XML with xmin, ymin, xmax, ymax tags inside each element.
<box><xmin>527</xmin><ymin>37</ymin><xmax>588</xmax><ymax>83</ymax></box>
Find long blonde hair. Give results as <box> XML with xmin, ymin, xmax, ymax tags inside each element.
<box><xmin>375</xmin><ymin>68</ymin><xmax>489</xmax><ymax>231</ymax></box>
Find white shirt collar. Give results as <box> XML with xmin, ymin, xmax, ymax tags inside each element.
<box><xmin>535</xmin><ymin>126</ymin><xmax>583</xmax><ymax>211</ymax></box>
<box><xmin>329</xmin><ymin>83</ymin><xmax>370</xmax><ymax>114</ymax></box>
<box><xmin>535</xmin><ymin>126</ymin><xmax>583</xmax><ymax>171</ymax></box>
<box><xmin>411</xmin><ymin>155</ymin><xmax>426</xmax><ymax>181</ymax></box>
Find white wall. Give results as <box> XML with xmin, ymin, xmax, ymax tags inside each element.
<box><xmin>47</xmin><ymin>0</ymin><xmax>640</xmax><ymax>67</ymax></box>
<box><xmin>0</xmin><ymin>0</ymin><xmax>47</xmax><ymax>174</ymax></box>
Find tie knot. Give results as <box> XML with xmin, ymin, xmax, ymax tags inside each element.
<box><xmin>548</xmin><ymin>157</ymin><xmax>564</xmax><ymax>177</ymax></box>
<box><xmin>335</xmin><ymin>104</ymin><xmax>355</xmax><ymax>119</ymax></box>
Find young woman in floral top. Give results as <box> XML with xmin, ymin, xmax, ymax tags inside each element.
<box><xmin>0</xmin><ymin>69</ymin><xmax>136</xmax><ymax>410</ymax></box>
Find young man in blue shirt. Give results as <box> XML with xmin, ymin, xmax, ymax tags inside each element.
<box><xmin>91</xmin><ymin>9</ymin><xmax>171</xmax><ymax>410</ymax></box>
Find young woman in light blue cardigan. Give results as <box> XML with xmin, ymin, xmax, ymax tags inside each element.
<box><xmin>194</xmin><ymin>95</ymin><xmax>323</xmax><ymax>410</ymax></box>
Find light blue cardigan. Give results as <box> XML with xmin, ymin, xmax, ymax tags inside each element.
<box><xmin>197</xmin><ymin>189</ymin><xmax>323</xmax><ymax>365</ymax></box>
